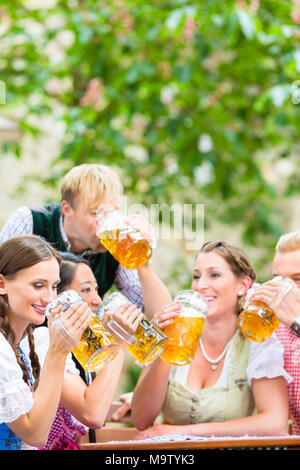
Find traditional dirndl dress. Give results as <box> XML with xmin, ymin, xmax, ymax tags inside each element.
<box><xmin>20</xmin><ymin>326</ymin><xmax>89</xmax><ymax>450</ymax></box>
<box><xmin>0</xmin><ymin>337</ymin><xmax>34</xmax><ymax>451</ymax></box>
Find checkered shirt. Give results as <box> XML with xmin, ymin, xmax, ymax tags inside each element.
<box><xmin>276</xmin><ymin>324</ymin><xmax>300</xmax><ymax>434</ymax></box>
<box><xmin>41</xmin><ymin>407</ymin><xmax>88</xmax><ymax>450</ymax></box>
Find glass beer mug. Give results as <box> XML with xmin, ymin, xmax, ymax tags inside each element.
<box><xmin>96</xmin><ymin>208</ymin><xmax>155</xmax><ymax>270</ymax></box>
<box><xmin>160</xmin><ymin>290</ymin><xmax>208</xmax><ymax>366</ymax></box>
<box><xmin>238</xmin><ymin>276</ymin><xmax>293</xmax><ymax>342</ymax></box>
<box><xmin>45</xmin><ymin>290</ymin><xmax>119</xmax><ymax>372</ymax></box>
<box><xmin>96</xmin><ymin>292</ymin><xmax>169</xmax><ymax>366</ymax></box>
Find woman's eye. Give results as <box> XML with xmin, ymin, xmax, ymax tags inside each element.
<box><xmin>211</xmin><ymin>272</ymin><xmax>220</xmax><ymax>278</ymax></box>
<box><xmin>33</xmin><ymin>284</ymin><xmax>44</xmax><ymax>289</ymax></box>
<box><xmin>81</xmin><ymin>287</ymin><xmax>91</xmax><ymax>293</ymax></box>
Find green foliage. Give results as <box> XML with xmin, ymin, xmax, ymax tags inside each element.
<box><xmin>1</xmin><ymin>0</ymin><xmax>300</xmax><ymax>273</ymax></box>
<box><xmin>122</xmin><ymin>362</ymin><xmax>141</xmax><ymax>393</ymax></box>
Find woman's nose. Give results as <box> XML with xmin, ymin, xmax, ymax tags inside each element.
<box><xmin>193</xmin><ymin>278</ymin><xmax>209</xmax><ymax>292</ymax></box>
<box><xmin>41</xmin><ymin>289</ymin><xmax>56</xmax><ymax>305</ymax></box>
<box><xmin>91</xmin><ymin>293</ymin><xmax>102</xmax><ymax>311</ymax></box>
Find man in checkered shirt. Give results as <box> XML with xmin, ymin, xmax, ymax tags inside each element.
<box><xmin>0</xmin><ymin>163</ymin><xmax>170</xmax><ymax>319</ymax></box>
<box><xmin>249</xmin><ymin>231</ymin><xmax>300</xmax><ymax>434</ymax></box>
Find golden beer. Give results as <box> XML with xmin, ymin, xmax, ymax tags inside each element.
<box><xmin>160</xmin><ymin>316</ymin><xmax>205</xmax><ymax>366</ymax></box>
<box><xmin>72</xmin><ymin>315</ymin><xmax>119</xmax><ymax>372</ymax></box>
<box><xmin>127</xmin><ymin>316</ymin><xmax>169</xmax><ymax>366</ymax></box>
<box><xmin>96</xmin><ymin>292</ymin><xmax>169</xmax><ymax>366</ymax></box>
<box><xmin>238</xmin><ymin>276</ymin><xmax>293</xmax><ymax>342</ymax></box>
<box><xmin>98</xmin><ymin>229</ymin><xmax>152</xmax><ymax>270</ymax></box>
<box><xmin>46</xmin><ymin>290</ymin><xmax>119</xmax><ymax>372</ymax></box>
<box><xmin>238</xmin><ymin>301</ymin><xmax>281</xmax><ymax>343</ymax></box>
<box><xmin>160</xmin><ymin>290</ymin><xmax>208</xmax><ymax>366</ymax></box>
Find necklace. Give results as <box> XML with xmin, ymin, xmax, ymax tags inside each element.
<box><xmin>199</xmin><ymin>337</ymin><xmax>233</xmax><ymax>371</ymax></box>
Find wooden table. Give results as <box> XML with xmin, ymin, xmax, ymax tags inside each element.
<box><xmin>80</xmin><ymin>435</ymin><xmax>300</xmax><ymax>450</ymax></box>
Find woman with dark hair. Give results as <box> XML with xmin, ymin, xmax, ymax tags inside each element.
<box><xmin>131</xmin><ymin>240</ymin><xmax>290</xmax><ymax>438</ymax></box>
<box><xmin>0</xmin><ymin>235</ymin><xmax>90</xmax><ymax>450</ymax></box>
<box><xmin>57</xmin><ymin>252</ymin><xmax>101</xmax><ymax>313</ymax></box>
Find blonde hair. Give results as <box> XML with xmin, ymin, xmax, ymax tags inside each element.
<box><xmin>276</xmin><ymin>231</ymin><xmax>300</xmax><ymax>254</ymax></box>
<box><xmin>60</xmin><ymin>164</ymin><xmax>123</xmax><ymax>208</ymax></box>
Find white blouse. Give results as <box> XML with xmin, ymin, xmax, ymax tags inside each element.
<box><xmin>0</xmin><ymin>327</ymin><xmax>79</xmax><ymax>425</ymax></box>
<box><xmin>171</xmin><ymin>332</ymin><xmax>292</xmax><ymax>389</ymax></box>
<box><xmin>20</xmin><ymin>328</ymin><xmax>81</xmax><ymax>451</ymax></box>
<box><xmin>20</xmin><ymin>327</ymin><xmax>79</xmax><ymax>375</ymax></box>
<box><xmin>0</xmin><ymin>333</ymin><xmax>33</xmax><ymax>424</ymax></box>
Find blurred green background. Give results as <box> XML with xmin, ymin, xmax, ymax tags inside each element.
<box><xmin>1</xmin><ymin>0</ymin><xmax>300</xmax><ymax>394</ymax></box>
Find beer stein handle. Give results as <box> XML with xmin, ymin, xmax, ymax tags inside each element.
<box><xmin>53</xmin><ymin>317</ymin><xmax>79</xmax><ymax>349</ymax></box>
<box><xmin>144</xmin><ymin>321</ymin><xmax>156</xmax><ymax>336</ymax></box>
<box><xmin>107</xmin><ymin>318</ymin><xmax>138</xmax><ymax>345</ymax></box>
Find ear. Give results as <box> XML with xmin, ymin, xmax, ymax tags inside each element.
<box><xmin>237</xmin><ymin>275</ymin><xmax>252</xmax><ymax>296</ymax></box>
<box><xmin>61</xmin><ymin>200</ymin><xmax>73</xmax><ymax>217</ymax></box>
<box><xmin>0</xmin><ymin>274</ymin><xmax>8</xmax><ymax>295</ymax></box>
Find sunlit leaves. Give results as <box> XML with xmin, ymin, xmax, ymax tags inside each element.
<box><xmin>1</xmin><ymin>0</ymin><xmax>300</xmax><ymax>269</ymax></box>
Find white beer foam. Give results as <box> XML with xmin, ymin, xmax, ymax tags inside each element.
<box><xmin>174</xmin><ymin>290</ymin><xmax>208</xmax><ymax>318</ymax></box>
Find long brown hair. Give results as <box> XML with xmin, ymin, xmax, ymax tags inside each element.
<box><xmin>0</xmin><ymin>235</ymin><xmax>61</xmax><ymax>386</ymax></box>
<box><xmin>197</xmin><ymin>240</ymin><xmax>256</xmax><ymax>314</ymax></box>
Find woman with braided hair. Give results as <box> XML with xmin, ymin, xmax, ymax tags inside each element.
<box><xmin>21</xmin><ymin>252</ymin><xmax>144</xmax><ymax>450</ymax></box>
<box><xmin>131</xmin><ymin>240</ymin><xmax>291</xmax><ymax>439</ymax></box>
<box><xmin>0</xmin><ymin>235</ymin><xmax>91</xmax><ymax>450</ymax></box>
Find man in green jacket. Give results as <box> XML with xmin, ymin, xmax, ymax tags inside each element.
<box><xmin>0</xmin><ymin>163</ymin><xmax>171</xmax><ymax>315</ymax></box>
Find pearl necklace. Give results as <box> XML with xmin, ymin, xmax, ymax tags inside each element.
<box><xmin>199</xmin><ymin>338</ymin><xmax>233</xmax><ymax>371</ymax></box>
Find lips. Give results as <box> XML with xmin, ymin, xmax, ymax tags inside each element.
<box><xmin>32</xmin><ymin>305</ymin><xmax>46</xmax><ymax>315</ymax></box>
<box><xmin>204</xmin><ymin>296</ymin><xmax>216</xmax><ymax>302</ymax></box>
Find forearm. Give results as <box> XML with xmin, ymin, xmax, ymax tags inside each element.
<box><xmin>61</xmin><ymin>348</ymin><xmax>127</xmax><ymax>428</ymax></box>
<box><xmin>131</xmin><ymin>358</ymin><xmax>171</xmax><ymax>430</ymax></box>
<box><xmin>137</xmin><ymin>410</ymin><xmax>289</xmax><ymax>441</ymax></box>
<box><xmin>138</xmin><ymin>264</ymin><xmax>172</xmax><ymax>319</ymax></box>
<box><xmin>176</xmin><ymin>410</ymin><xmax>288</xmax><ymax>437</ymax></box>
<box><xmin>10</xmin><ymin>350</ymin><xmax>67</xmax><ymax>447</ymax></box>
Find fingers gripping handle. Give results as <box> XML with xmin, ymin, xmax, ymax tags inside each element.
<box><xmin>107</xmin><ymin>317</ymin><xmax>138</xmax><ymax>345</ymax></box>
<box><xmin>53</xmin><ymin>317</ymin><xmax>79</xmax><ymax>349</ymax></box>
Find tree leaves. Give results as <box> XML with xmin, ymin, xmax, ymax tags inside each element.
<box><xmin>1</xmin><ymin>0</ymin><xmax>299</xmax><ymax>271</ymax></box>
